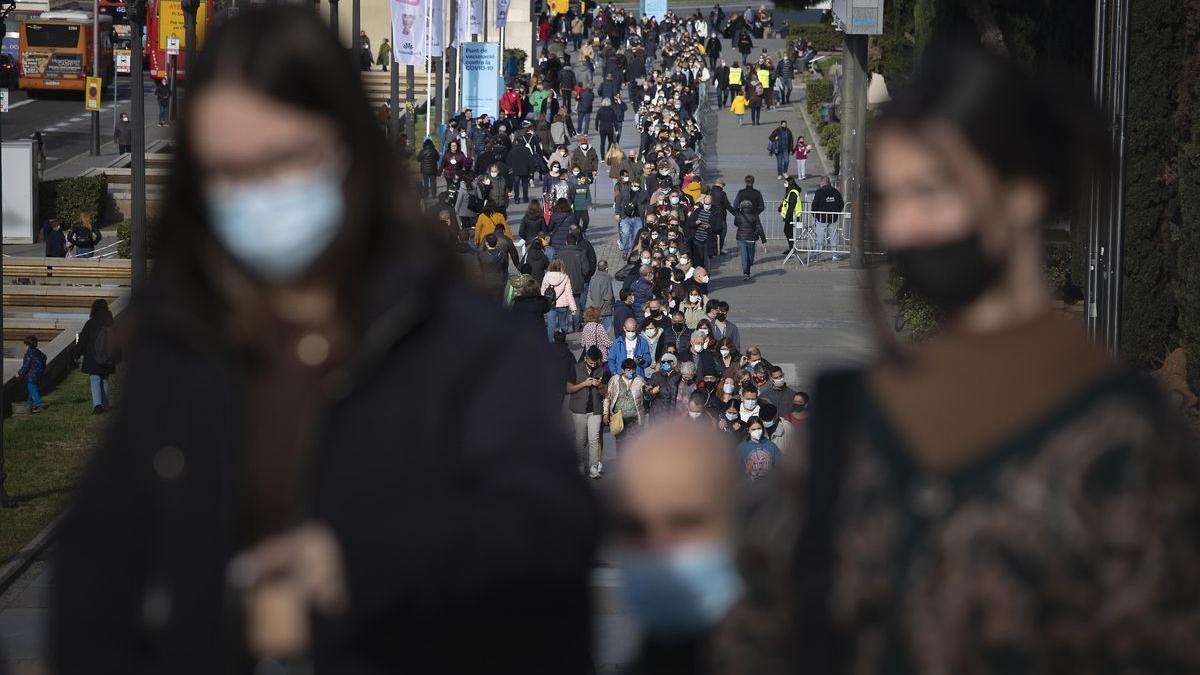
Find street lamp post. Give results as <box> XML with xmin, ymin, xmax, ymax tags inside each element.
<box><xmin>90</xmin><ymin>0</ymin><xmax>100</xmax><ymax>155</ymax></box>
<box><xmin>328</xmin><ymin>0</ymin><xmax>339</xmax><ymax>44</ymax></box>
<box><xmin>129</xmin><ymin>0</ymin><xmax>148</xmax><ymax>292</ymax></box>
<box><xmin>182</xmin><ymin>0</ymin><xmax>198</xmax><ymax>81</ymax></box>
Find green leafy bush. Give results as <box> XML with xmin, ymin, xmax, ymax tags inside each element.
<box><xmin>805</xmin><ymin>77</ymin><xmax>833</xmax><ymax>117</ymax></box>
<box><xmin>116</xmin><ymin>218</ymin><xmax>159</xmax><ymax>259</ymax></box>
<box><xmin>818</xmin><ymin>121</ymin><xmax>841</xmax><ymax>169</ymax></box>
<box><xmin>39</xmin><ymin>175</ymin><xmax>108</xmax><ymax>225</ymax></box>
<box><xmin>504</xmin><ymin>48</ymin><xmax>527</xmax><ymax>75</ymax></box>
<box><xmin>886</xmin><ymin>268</ymin><xmax>943</xmax><ymax>341</ymax></box>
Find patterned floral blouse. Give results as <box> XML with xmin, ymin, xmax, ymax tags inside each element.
<box><xmin>720</xmin><ymin>369</ymin><xmax>1200</xmax><ymax>675</ymax></box>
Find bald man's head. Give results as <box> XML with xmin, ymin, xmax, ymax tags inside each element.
<box><xmin>614</xmin><ymin>422</ymin><xmax>738</xmax><ymax>552</ymax></box>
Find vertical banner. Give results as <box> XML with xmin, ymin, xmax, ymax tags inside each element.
<box><xmin>454</xmin><ymin>0</ymin><xmax>469</xmax><ymax>46</ymax></box>
<box><xmin>460</xmin><ymin>41</ymin><xmax>501</xmax><ymax>119</ymax></box>
<box><xmin>429</xmin><ymin>0</ymin><xmax>444</xmax><ymax>56</ymax></box>
<box><xmin>496</xmin><ymin>0</ymin><xmax>511</xmax><ymax>27</ymax></box>
<box><xmin>468</xmin><ymin>0</ymin><xmax>483</xmax><ymax>35</ymax></box>
<box><xmin>392</xmin><ymin>0</ymin><xmax>428</xmax><ymax>66</ymax></box>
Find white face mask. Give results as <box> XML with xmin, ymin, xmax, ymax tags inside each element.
<box><xmin>644</xmin><ymin>328</ymin><xmax>657</xmax><ymax>337</ymax></box>
<box><xmin>696</xmin><ymin>328</ymin><xmax>708</xmax><ymax>337</ymax></box>
<box><xmin>622</xmin><ymin>176</ymin><xmax>630</xmax><ymax>182</ymax></box>
<box><xmin>640</xmin><ymin>257</ymin><xmax>652</xmax><ymax>265</ymax></box>
<box><xmin>687</xmin><ymin>410</ymin><xmax>702</xmax><ymax>419</ymax></box>
<box><xmin>581</xmin><ymin>143</ymin><xmax>589</xmax><ymax>150</ymax></box>
<box><xmin>489</xmin><ymin>171</ymin><xmax>498</xmax><ymax>177</ymax></box>
<box><xmin>722</xmin><ymin>382</ymin><xmax>735</xmax><ymax>394</ymax></box>
<box><xmin>742</xmin><ymin>398</ymin><xmax>758</xmax><ymax>410</ymax></box>
<box><xmin>680</xmin><ymin>259</ymin><xmax>690</xmax><ymax>267</ymax></box>
<box><xmin>573</xmin><ymin>169</ymin><xmax>581</xmax><ymax>175</ymax></box>
<box><xmin>689</xmin><ymin>294</ymin><xmax>700</xmax><ymax>303</ymax></box>
<box><xmin>725</xmin><ymin>412</ymin><xmax>738</xmax><ymax>421</ymax></box>
<box><xmin>669</xmin><ymin>197</ymin><xmax>679</xmax><ymax>205</ymax></box>
<box><xmin>749</xmin><ymin>428</ymin><xmax>763</xmax><ymax>441</ymax></box>
<box><xmin>719</xmin><ymin>348</ymin><xmax>730</xmax><ymax>358</ymax></box>
<box><xmin>696</xmin><ymin>276</ymin><xmax>708</xmax><ymax>284</ymax></box>
<box><xmin>772</xmin><ymin>378</ymin><xmax>785</xmax><ymax>388</ymax></box>
<box><xmin>626</xmin><ymin>330</ymin><xmax>638</xmax><ymax>339</ymax></box>
<box><xmin>692</xmin><ymin>344</ymin><xmax>704</xmax><ymax>353</ymax></box>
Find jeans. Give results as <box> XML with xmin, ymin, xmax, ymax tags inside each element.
<box><xmin>719</xmin><ymin>86</ymin><xmax>730</xmax><ymax>107</ymax></box>
<box><xmin>816</xmin><ymin>218</ymin><xmax>841</xmax><ymax>257</ymax></box>
<box><xmin>780</xmin><ymin>77</ymin><xmax>793</xmax><ymax>103</ymax></box>
<box><xmin>421</xmin><ymin>174</ymin><xmax>437</xmax><ymax>197</ymax></box>
<box><xmin>26</xmin><ymin>381</ymin><xmax>41</xmax><ymax>409</ymax></box>
<box><xmin>750</xmin><ymin>106</ymin><xmax>761</xmax><ymax>125</ymax></box>
<box><xmin>514</xmin><ymin>175</ymin><xmax>530</xmax><ymax>202</ymax></box>
<box><xmin>738</xmin><ymin>239</ymin><xmax>757</xmax><ymax>275</ymax></box>
<box><xmin>600</xmin><ymin>314</ymin><xmax>613</xmax><ymax>336</ymax></box>
<box><xmin>619</xmin><ymin>216</ymin><xmax>643</xmax><ymax>254</ymax></box>
<box><xmin>577</xmin><ymin>111</ymin><xmax>591</xmax><ymax>134</ymax></box>
<box><xmin>158</xmin><ymin>100</ymin><xmax>169</xmax><ymax>124</ymax></box>
<box><xmin>797</xmin><ymin>158</ymin><xmax>807</xmax><ymax>179</ymax></box>
<box><xmin>775</xmin><ymin>152</ymin><xmax>789</xmax><ymax>176</ymax></box>
<box><xmin>572</xmin><ymin>34</ymin><xmax>583</xmax><ymax>50</ymax></box>
<box><xmin>573</xmin><ymin>292</ymin><xmax>586</xmax><ymax>329</ymax></box>
<box><xmin>89</xmin><ymin>374</ymin><xmax>109</xmax><ymax>409</ymax></box>
<box><xmin>547</xmin><ymin>307</ymin><xmax>572</xmax><ymax>338</ymax></box>
<box><xmin>575</xmin><ymin>209</ymin><xmax>590</xmax><ymax>232</ymax></box>
<box><xmin>572</xmin><ymin>412</ymin><xmax>603</xmax><ymax>472</ymax></box>
<box><xmin>736</xmin><ymin>113</ymin><xmax>744</xmax><ymax>125</ymax></box>
<box><xmin>75</xmin><ymin>247</ymin><xmax>94</xmax><ymax>259</ymax></box>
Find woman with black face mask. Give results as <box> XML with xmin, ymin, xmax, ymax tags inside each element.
<box><xmin>726</xmin><ymin>42</ymin><xmax>1200</xmax><ymax>675</ymax></box>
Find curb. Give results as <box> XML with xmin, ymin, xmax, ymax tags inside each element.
<box><xmin>0</xmin><ymin>512</ymin><xmax>63</xmax><ymax>597</ymax></box>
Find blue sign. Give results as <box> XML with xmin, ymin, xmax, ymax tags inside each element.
<box><xmin>640</xmin><ymin>0</ymin><xmax>667</xmax><ymax>20</ymax></box>
<box><xmin>460</xmin><ymin>42</ymin><xmax>502</xmax><ymax>120</ymax></box>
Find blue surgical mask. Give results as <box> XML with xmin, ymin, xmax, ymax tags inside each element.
<box><xmin>661</xmin><ymin>361</ymin><xmax>673</xmax><ymax>371</ymax></box>
<box><xmin>620</xmin><ymin>542</ymin><xmax>741</xmax><ymax>637</ymax></box>
<box><xmin>208</xmin><ymin>169</ymin><xmax>344</xmax><ymax>282</ymax></box>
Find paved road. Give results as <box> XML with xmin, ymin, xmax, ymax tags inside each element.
<box><xmin>2</xmin><ymin>73</ymin><xmax>164</xmax><ymax>174</ymax></box>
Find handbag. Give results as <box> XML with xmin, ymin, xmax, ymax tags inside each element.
<box><xmin>614</xmin><ymin>261</ymin><xmax>637</xmax><ymax>281</ymax></box>
<box><xmin>609</xmin><ymin>408</ymin><xmax>625</xmax><ymax>435</ymax></box>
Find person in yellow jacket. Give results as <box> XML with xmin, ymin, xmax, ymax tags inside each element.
<box><xmin>757</xmin><ymin>67</ymin><xmax>773</xmax><ymax>108</ymax></box>
<box><xmin>729</xmin><ymin>64</ymin><xmax>743</xmax><ymax>88</ymax></box>
<box><xmin>730</xmin><ymin>88</ymin><xmax>749</xmax><ymax>126</ymax></box>
<box><xmin>682</xmin><ymin>173</ymin><xmax>703</xmax><ymax>203</ymax></box>
<box><xmin>474</xmin><ymin>202</ymin><xmax>512</xmax><ymax>246</ymax></box>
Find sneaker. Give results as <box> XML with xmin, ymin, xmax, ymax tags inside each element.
<box><xmin>30</xmin><ymin>406</ymin><xmax>41</xmax><ymax>414</ymax></box>
<box><xmin>92</xmin><ymin>405</ymin><xmax>104</xmax><ymax>414</ymax></box>
<box><xmin>595</xmin><ymin>461</ymin><xmax>603</xmax><ymax>474</ymax></box>
<box><xmin>588</xmin><ymin>466</ymin><xmax>601</xmax><ymax>479</ymax></box>
<box><xmin>743</xmin><ymin>273</ymin><xmax>751</xmax><ymax>281</ymax></box>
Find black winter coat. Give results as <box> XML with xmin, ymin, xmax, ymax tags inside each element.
<box><xmin>734</xmin><ymin>207</ymin><xmax>767</xmax><ymax>243</ymax></box>
<box><xmin>596</xmin><ymin>105</ymin><xmax>618</xmax><ymax>132</ymax></box>
<box><xmin>418</xmin><ymin>145</ymin><xmax>441</xmax><ymax>176</ymax></box>
<box><xmin>733</xmin><ymin>186</ymin><xmax>765</xmax><ymax>215</ymax></box>
<box><xmin>507</xmin><ymin>141</ymin><xmax>539</xmax><ymax>177</ymax></box>
<box><xmin>51</xmin><ymin>266</ymin><xmax>599</xmax><ymax>675</ymax></box>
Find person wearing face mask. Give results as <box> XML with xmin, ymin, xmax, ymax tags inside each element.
<box><xmin>740</xmin><ymin>345</ymin><xmax>771</xmax><ymax>373</ymax></box>
<box><xmin>668</xmin><ymin>310</ymin><xmax>693</xmax><ymax>353</ymax></box>
<box><xmin>114</xmin><ymin>112</ymin><xmax>133</xmax><ymax>154</ymax></box>
<box><xmin>716</xmin><ymin>399</ymin><xmax>746</xmax><ymax>439</ymax></box>
<box><xmin>613</xmin><ymin>421</ymin><xmax>740</xmax><ymax>675</ymax></box>
<box><xmin>644</xmin><ymin>351</ymin><xmax>681</xmax><ymax>422</ymax></box>
<box><xmin>810</xmin><ymin>174</ymin><xmax>846</xmax><ymax>262</ymax></box>
<box><xmin>731</xmin><ymin>43</ymin><xmax>1200</xmax><ymax>675</ymax></box>
<box><xmin>735</xmin><ymin>417</ymin><xmax>780</xmax><ymax>482</ymax></box>
<box><xmin>604</xmin><ymin>357</ymin><xmax>646</xmax><ymax>449</ymax></box>
<box><xmin>52</xmin><ymin>8</ymin><xmax>600</xmax><ymax>674</ymax></box>
<box><xmin>571</xmin><ymin>136</ymin><xmax>600</xmax><ymax>179</ymax></box>
<box><xmin>714</xmin><ymin>338</ymin><xmax>739</xmax><ymax>375</ymax></box>
<box><xmin>440</xmin><ymin>139</ymin><xmax>468</xmax><ymax>193</ymax></box>
<box><xmin>733</xmin><ymin>199</ymin><xmax>767</xmax><ymax>280</ymax></box>
<box><xmin>567</xmin><ymin>346</ymin><xmax>609</xmax><ymax>479</ymax></box>
<box><xmin>760</xmin><ymin>364</ymin><xmax>795</xmax><ymax>413</ymax></box>
<box><xmin>608</xmin><ymin>317</ymin><xmax>653</xmax><ymax>379</ymax></box>
<box><xmin>569</xmin><ymin>169</ymin><xmax>594</xmax><ymax>232</ymax></box>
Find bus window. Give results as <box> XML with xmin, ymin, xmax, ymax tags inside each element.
<box><xmin>25</xmin><ymin>23</ymin><xmax>81</xmax><ymax>48</ymax></box>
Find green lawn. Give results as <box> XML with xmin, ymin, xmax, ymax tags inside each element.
<box><xmin>0</xmin><ymin>370</ymin><xmax>119</xmax><ymax>565</ymax></box>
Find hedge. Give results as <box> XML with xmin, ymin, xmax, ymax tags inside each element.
<box><xmin>803</xmin><ymin>77</ymin><xmax>841</xmax><ymax>169</ymax></box>
<box><xmin>38</xmin><ymin>175</ymin><xmax>108</xmax><ymax>225</ymax></box>
<box><xmin>115</xmin><ymin>218</ymin><xmax>159</xmax><ymax>260</ymax></box>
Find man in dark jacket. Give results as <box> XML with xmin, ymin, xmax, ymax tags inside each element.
<box><xmin>42</xmin><ymin>219</ymin><xmax>67</xmax><ymax>257</ymax></box>
<box><xmin>768</xmin><ymin>119</ymin><xmax>795</xmax><ymax>179</ymax></box>
<box><xmin>705</xmin><ymin>34</ymin><xmax>723</xmax><ymax>71</ymax></box>
<box><xmin>595</xmin><ymin>101</ymin><xmax>618</xmax><ymax>156</ymax></box>
<box><xmin>614</xmin><ymin>288</ymin><xmax>636</xmax><ymax>332</ymax></box>
<box><xmin>477</xmin><ymin>233</ymin><xmax>511</xmax><ymax>299</ymax></box>
<box><xmin>114</xmin><ymin>113</ymin><xmax>132</xmax><ymax>154</ymax></box>
<box><xmin>732</xmin><ymin>174</ymin><xmax>764</xmax><ymax>217</ymax></box>
<box><xmin>570</xmin><ymin>138</ymin><xmax>600</xmax><ymax>177</ymax></box>
<box><xmin>811</xmin><ymin>174</ymin><xmax>846</xmax><ymax>261</ymax></box>
<box><xmin>557</xmin><ymin>232</ymin><xmax>594</xmax><ymax>329</ymax></box>
<box><xmin>707</xmin><ymin>181</ymin><xmax>733</xmax><ymax>254</ymax></box>
<box><xmin>597</xmin><ymin>73</ymin><xmax>618</xmax><ymax>101</ymax></box>
<box><xmin>155</xmin><ymin>77</ymin><xmax>171</xmax><ymax>126</ymax></box>
<box><xmin>507</xmin><ymin>128</ymin><xmax>541</xmax><ymax>203</ymax></box>
<box><xmin>576</xmin><ymin>85</ymin><xmax>595</xmax><ymax>137</ymax></box>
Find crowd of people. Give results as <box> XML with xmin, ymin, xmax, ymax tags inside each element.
<box><xmin>37</xmin><ymin>8</ymin><xmax>1200</xmax><ymax>675</ymax></box>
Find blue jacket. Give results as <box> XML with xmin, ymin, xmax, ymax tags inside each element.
<box><xmin>608</xmin><ymin>334</ymin><xmax>653</xmax><ymax>378</ymax></box>
<box><xmin>630</xmin><ymin>277</ymin><xmax>655</xmax><ymax>317</ymax></box>
<box><xmin>19</xmin><ymin>347</ymin><xmax>47</xmax><ymax>384</ymax></box>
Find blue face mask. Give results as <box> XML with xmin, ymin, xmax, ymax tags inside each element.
<box><xmin>661</xmin><ymin>361</ymin><xmax>673</xmax><ymax>372</ymax></box>
<box><xmin>208</xmin><ymin>168</ymin><xmax>345</xmax><ymax>282</ymax></box>
<box><xmin>620</xmin><ymin>542</ymin><xmax>741</xmax><ymax>638</ymax></box>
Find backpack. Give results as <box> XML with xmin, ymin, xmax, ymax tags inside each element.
<box><xmin>623</xmin><ymin>200</ymin><xmax>639</xmax><ymax>217</ymax></box>
<box><xmin>744</xmin><ymin>444</ymin><xmax>773</xmax><ymax>481</ymax></box>
<box><xmin>767</xmin><ymin>138</ymin><xmax>778</xmax><ymax>155</ymax></box>
<box><xmin>90</xmin><ymin>326</ymin><xmax>114</xmax><ymax>367</ymax></box>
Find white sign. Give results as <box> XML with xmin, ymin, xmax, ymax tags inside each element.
<box><xmin>166</xmin><ymin>36</ymin><xmax>180</xmax><ymax>56</ymax></box>
<box><xmin>429</xmin><ymin>0</ymin><xmax>444</xmax><ymax>57</ymax></box>
<box><xmin>115</xmin><ymin>49</ymin><xmax>131</xmax><ymax>74</ymax></box>
<box><xmin>0</xmin><ymin>89</ymin><xmax>8</xmax><ymax>114</ymax></box>
<box><xmin>496</xmin><ymin>0</ymin><xmax>510</xmax><ymax>27</ymax></box>
<box><xmin>391</xmin><ymin>0</ymin><xmax>427</xmax><ymax>66</ymax></box>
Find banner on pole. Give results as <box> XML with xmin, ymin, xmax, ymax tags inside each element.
<box><xmin>392</xmin><ymin>0</ymin><xmax>428</xmax><ymax>66</ymax></box>
<box><xmin>468</xmin><ymin>0</ymin><xmax>483</xmax><ymax>36</ymax></box>
<box><xmin>429</xmin><ymin>0</ymin><xmax>444</xmax><ymax>56</ymax></box>
<box><xmin>496</xmin><ymin>0</ymin><xmax>511</xmax><ymax>27</ymax></box>
<box><xmin>460</xmin><ymin>42</ymin><xmax>501</xmax><ymax>119</ymax></box>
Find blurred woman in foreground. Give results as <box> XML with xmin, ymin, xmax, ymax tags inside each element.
<box><xmin>51</xmin><ymin>7</ymin><xmax>597</xmax><ymax>674</ymax></box>
<box><xmin>726</xmin><ymin>42</ymin><xmax>1200</xmax><ymax>674</ymax></box>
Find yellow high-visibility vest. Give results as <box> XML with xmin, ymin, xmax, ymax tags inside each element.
<box><xmin>728</xmin><ymin>67</ymin><xmax>742</xmax><ymax>86</ymax></box>
<box><xmin>757</xmin><ymin>69</ymin><xmax>770</xmax><ymax>89</ymax></box>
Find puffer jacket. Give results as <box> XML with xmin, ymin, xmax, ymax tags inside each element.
<box><xmin>734</xmin><ymin>205</ymin><xmax>767</xmax><ymax>243</ymax></box>
<box><xmin>418</xmin><ymin>145</ymin><xmax>440</xmax><ymax>176</ymax></box>
<box><xmin>541</xmin><ymin>271</ymin><xmax>577</xmax><ymax>311</ymax></box>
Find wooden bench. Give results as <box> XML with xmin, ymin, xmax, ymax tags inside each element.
<box><xmin>3</xmin><ymin>285</ymin><xmax>125</xmax><ymax>308</ymax></box>
<box><xmin>3</xmin><ymin>258</ymin><xmax>133</xmax><ymax>284</ymax></box>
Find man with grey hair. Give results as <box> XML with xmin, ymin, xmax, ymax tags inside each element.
<box><xmin>587</xmin><ymin>259</ymin><xmax>616</xmax><ymax>335</ymax></box>
<box><xmin>811</xmin><ymin>175</ymin><xmax>845</xmax><ymax>262</ymax></box>
<box><xmin>596</xmin><ymin>97</ymin><xmax>619</xmax><ymax>155</ymax></box>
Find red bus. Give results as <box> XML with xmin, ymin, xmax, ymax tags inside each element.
<box><xmin>146</xmin><ymin>0</ymin><xmax>213</xmax><ymax>82</ymax></box>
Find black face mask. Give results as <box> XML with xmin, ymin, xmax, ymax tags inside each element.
<box><xmin>672</xmin><ymin>322</ymin><xmax>685</xmax><ymax>332</ymax></box>
<box><xmin>792</xmin><ymin>403</ymin><xmax>807</xmax><ymax>414</ymax></box>
<box><xmin>892</xmin><ymin>232</ymin><xmax>1002</xmax><ymax>313</ymax></box>
<box><xmin>716</xmin><ymin>312</ymin><xmax>727</xmax><ymax>321</ymax></box>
